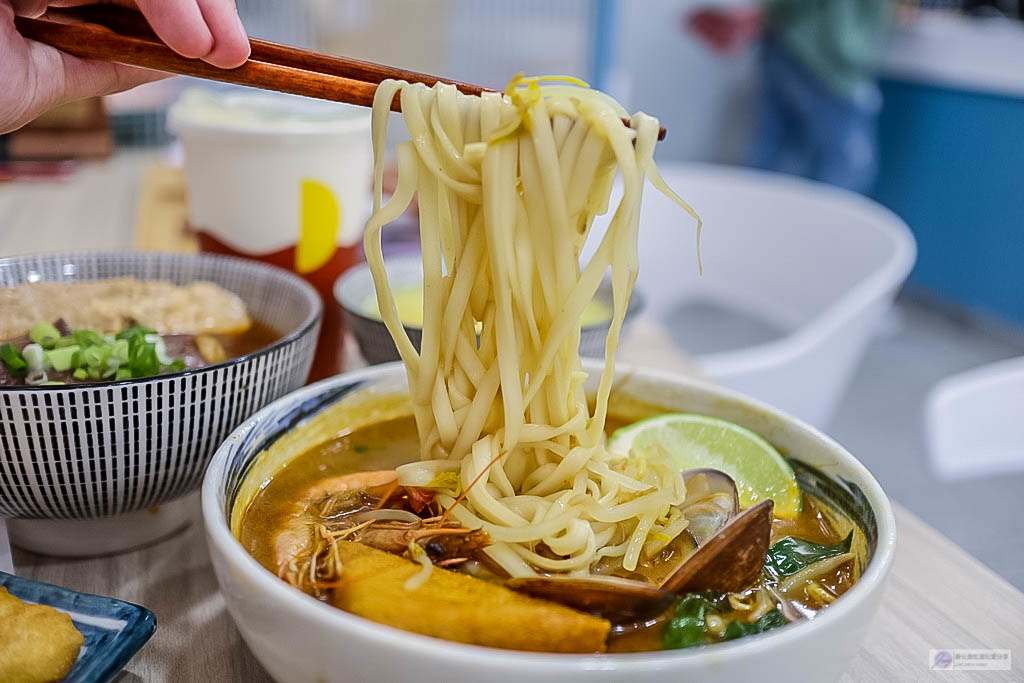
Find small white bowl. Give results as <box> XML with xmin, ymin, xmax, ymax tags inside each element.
<box><xmin>334</xmin><ymin>254</ymin><xmax>643</xmax><ymax>364</ymax></box>
<box><xmin>203</xmin><ymin>362</ymin><xmax>896</xmax><ymax>683</ymax></box>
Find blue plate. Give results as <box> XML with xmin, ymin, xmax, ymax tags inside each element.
<box><xmin>0</xmin><ymin>571</ymin><xmax>156</xmax><ymax>683</ymax></box>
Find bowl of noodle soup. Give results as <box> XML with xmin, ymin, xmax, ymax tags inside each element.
<box><xmin>203</xmin><ymin>361</ymin><xmax>895</xmax><ymax>682</ymax></box>
<box><xmin>206</xmin><ymin>74</ymin><xmax>893</xmax><ymax>680</ymax></box>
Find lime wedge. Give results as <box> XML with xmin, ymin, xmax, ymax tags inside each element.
<box><xmin>609</xmin><ymin>413</ymin><xmax>802</xmax><ymax>518</ymax></box>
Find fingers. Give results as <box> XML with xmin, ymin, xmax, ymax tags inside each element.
<box><xmin>10</xmin><ymin>0</ymin><xmax>49</xmax><ymax>17</ymax></box>
<box><xmin>17</xmin><ymin>0</ymin><xmax>250</xmax><ymax>68</ymax></box>
<box><xmin>134</xmin><ymin>0</ymin><xmax>213</xmax><ymax>59</ymax></box>
<box><xmin>135</xmin><ymin>0</ymin><xmax>249</xmax><ymax>68</ymax></box>
<box><xmin>56</xmin><ymin>59</ymin><xmax>166</xmax><ymax>104</ymax></box>
<box><xmin>195</xmin><ymin>0</ymin><xmax>249</xmax><ymax>68</ymax></box>
<box><xmin>2</xmin><ymin>38</ymin><xmax>164</xmax><ymax>134</ymax></box>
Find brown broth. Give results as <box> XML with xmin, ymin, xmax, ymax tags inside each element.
<box><xmin>240</xmin><ymin>413</ymin><xmax>855</xmax><ymax>653</ymax></box>
<box><xmin>240</xmin><ymin>416</ymin><xmax>420</xmax><ymax>570</ymax></box>
<box><xmin>217</xmin><ymin>319</ymin><xmax>281</xmax><ymax>360</ymax></box>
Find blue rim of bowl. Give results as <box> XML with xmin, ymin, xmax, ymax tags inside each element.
<box><xmin>0</xmin><ymin>251</ymin><xmax>323</xmax><ymax>392</ymax></box>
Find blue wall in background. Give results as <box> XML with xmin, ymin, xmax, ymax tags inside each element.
<box><xmin>588</xmin><ymin>0</ymin><xmax>617</xmax><ymax>90</ymax></box>
<box><xmin>873</xmin><ymin>79</ymin><xmax>1024</xmax><ymax>325</ymax></box>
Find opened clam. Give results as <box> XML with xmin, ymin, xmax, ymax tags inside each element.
<box><xmin>504</xmin><ymin>470</ymin><xmax>773</xmax><ymax>624</ymax></box>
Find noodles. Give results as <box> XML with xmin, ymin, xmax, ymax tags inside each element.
<box><xmin>364</xmin><ymin>75</ymin><xmax>700</xmax><ymax>578</ymax></box>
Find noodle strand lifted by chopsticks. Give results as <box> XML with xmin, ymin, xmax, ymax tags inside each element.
<box><xmin>365</xmin><ymin>75</ymin><xmax>700</xmax><ymax>578</ymax></box>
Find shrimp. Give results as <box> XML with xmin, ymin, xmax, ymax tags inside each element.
<box><xmin>274</xmin><ymin>470</ymin><xmax>487</xmax><ymax>582</ymax></box>
<box><xmin>274</xmin><ymin>470</ymin><xmax>399</xmax><ymax>577</ymax></box>
<box><xmin>289</xmin><ymin>519</ymin><xmax>492</xmax><ymax>593</ymax></box>
<box><xmin>303</xmin><ymin>470</ymin><xmax>399</xmax><ymax>503</ymax></box>
<box><xmin>355</xmin><ymin>521</ymin><xmax>490</xmax><ymax>562</ymax></box>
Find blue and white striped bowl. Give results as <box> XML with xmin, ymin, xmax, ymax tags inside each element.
<box><xmin>0</xmin><ymin>252</ymin><xmax>321</xmax><ymax>524</ymax></box>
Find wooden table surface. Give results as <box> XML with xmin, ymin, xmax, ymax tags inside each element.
<box><xmin>3</xmin><ymin>154</ymin><xmax>1023</xmax><ymax>681</ymax></box>
<box><xmin>11</xmin><ymin>503</ymin><xmax>1023</xmax><ymax>682</ymax></box>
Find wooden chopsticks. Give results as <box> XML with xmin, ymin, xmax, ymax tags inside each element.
<box><xmin>15</xmin><ymin>5</ymin><xmax>665</xmax><ymax>140</ymax></box>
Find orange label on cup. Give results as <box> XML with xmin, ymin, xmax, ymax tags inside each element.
<box><xmin>296</xmin><ymin>179</ymin><xmax>341</xmax><ymax>274</ymax></box>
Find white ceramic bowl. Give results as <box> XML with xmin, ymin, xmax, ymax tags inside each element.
<box><xmin>203</xmin><ymin>362</ymin><xmax>896</xmax><ymax>683</ymax></box>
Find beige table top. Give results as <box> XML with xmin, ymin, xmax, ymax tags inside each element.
<box><xmin>3</xmin><ymin>155</ymin><xmax>1024</xmax><ymax>681</ymax></box>
<box><xmin>12</xmin><ymin>503</ymin><xmax>1024</xmax><ymax>682</ymax></box>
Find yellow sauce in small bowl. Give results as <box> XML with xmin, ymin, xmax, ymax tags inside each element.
<box><xmin>362</xmin><ymin>285</ymin><xmax>614</xmax><ymax>329</ymax></box>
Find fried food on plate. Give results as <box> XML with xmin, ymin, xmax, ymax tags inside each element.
<box><xmin>0</xmin><ymin>586</ymin><xmax>83</xmax><ymax>683</ymax></box>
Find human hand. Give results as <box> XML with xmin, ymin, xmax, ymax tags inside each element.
<box><xmin>1</xmin><ymin>0</ymin><xmax>250</xmax><ymax>134</ymax></box>
<box><xmin>686</xmin><ymin>7</ymin><xmax>762</xmax><ymax>55</ymax></box>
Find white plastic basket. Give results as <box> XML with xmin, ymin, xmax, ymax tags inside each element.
<box><xmin>925</xmin><ymin>356</ymin><xmax>1024</xmax><ymax>481</ymax></box>
<box><xmin>608</xmin><ymin>163</ymin><xmax>916</xmax><ymax>428</ymax></box>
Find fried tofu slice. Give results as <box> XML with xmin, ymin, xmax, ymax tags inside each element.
<box><xmin>0</xmin><ymin>586</ymin><xmax>84</xmax><ymax>683</ymax></box>
<box><xmin>331</xmin><ymin>542</ymin><xmax>610</xmax><ymax>653</ymax></box>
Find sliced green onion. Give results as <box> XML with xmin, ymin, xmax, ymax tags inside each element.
<box><xmin>30</xmin><ymin>322</ymin><xmax>61</xmax><ymax>349</ymax></box>
<box><xmin>35</xmin><ymin>324</ymin><xmax>187</xmax><ymax>381</ymax></box>
<box><xmin>116</xmin><ymin>325</ymin><xmax>156</xmax><ymax>342</ymax></box>
<box><xmin>164</xmin><ymin>358</ymin><xmax>186</xmax><ymax>373</ymax></box>
<box><xmin>111</xmin><ymin>339</ymin><xmax>129</xmax><ymax>364</ymax></box>
<box><xmin>0</xmin><ymin>343</ymin><xmax>28</xmax><ymax>376</ymax></box>
<box><xmin>26</xmin><ymin>370</ymin><xmax>48</xmax><ymax>385</ymax></box>
<box><xmin>45</xmin><ymin>345</ymin><xmax>80</xmax><ymax>372</ymax></box>
<box><xmin>22</xmin><ymin>344</ymin><xmax>46</xmax><ymax>373</ymax></box>
<box><xmin>81</xmin><ymin>345</ymin><xmax>106</xmax><ymax>369</ymax></box>
<box><xmin>152</xmin><ymin>337</ymin><xmax>172</xmax><ymax>365</ymax></box>
<box><xmin>128</xmin><ymin>340</ymin><xmax>160</xmax><ymax>378</ymax></box>
<box><xmin>72</xmin><ymin>329</ymin><xmax>106</xmax><ymax>348</ymax></box>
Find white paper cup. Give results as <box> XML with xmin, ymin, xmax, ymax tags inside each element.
<box><xmin>168</xmin><ymin>88</ymin><xmax>372</xmax><ymax>379</ymax></box>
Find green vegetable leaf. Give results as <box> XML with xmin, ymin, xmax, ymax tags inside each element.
<box><xmin>662</xmin><ymin>592</ymin><xmax>785</xmax><ymax>650</ymax></box>
<box><xmin>0</xmin><ymin>343</ymin><xmax>28</xmax><ymax>376</ymax></box>
<box><xmin>73</xmin><ymin>368</ymin><xmax>88</xmax><ymax>380</ymax></box>
<box><xmin>662</xmin><ymin>615</ymin><xmax>707</xmax><ymax>650</ymax></box>
<box><xmin>662</xmin><ymin>592</ymin><xmax>723</xmax><ymax>649</ymax></box>
<box><xmin>765</xmin><ymin>532</ymin><xmax>854</xmax><ymax>578</ymax></box>
<box><xmin>675</xmin><ymin>591</ymin><xmax>728</xmax><ymax>618</ymax></box>
<box><xmin>723</xmin><ymin>609</ymin><xmax>785</xmax><ymax>641</ymax></box>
